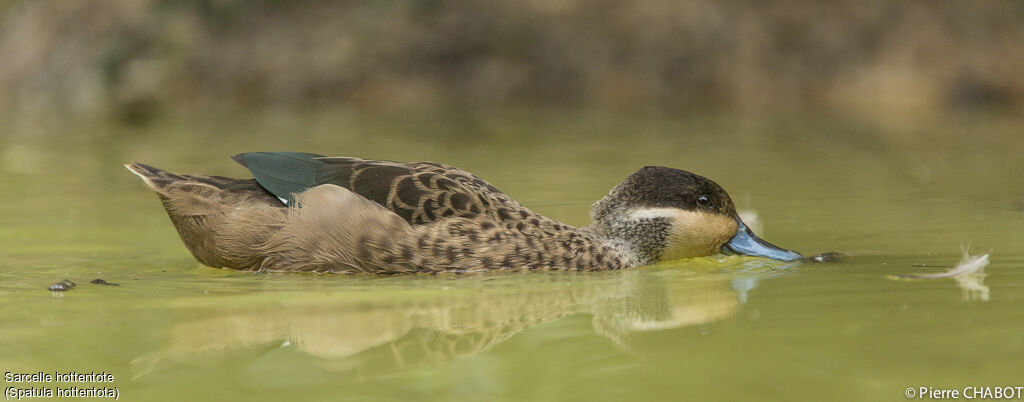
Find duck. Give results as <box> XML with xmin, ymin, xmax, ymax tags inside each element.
<box><xmin>125</xmin><ymin>152</ymin><xmax>802</xmax><ymax>273</ymax></box>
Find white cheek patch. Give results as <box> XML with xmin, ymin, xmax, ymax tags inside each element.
<box><xmin>278</xmin><ymin>196</ymin><xmax>289</xmax><ymax>205</ymax></box>
<box><xmin>627</xmin><ymin>207</ymin><xmax>681</xmax><ymax>221</ymax></box>
<box><xmin>627</xmin><ymin>207</ymin><xmax>738</xmax><ymax>260</ymax></box>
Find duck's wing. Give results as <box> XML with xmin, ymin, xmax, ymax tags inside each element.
<box><xmin>233</xmin><ymin>152</ymin><xmax>518</xmax><ymax>225</ymax></box>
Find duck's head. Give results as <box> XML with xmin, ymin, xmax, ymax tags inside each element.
<box><xmin>591</xmin><ymin>166</ymin><xmax>802</xmax><ymax>265</ymax></box>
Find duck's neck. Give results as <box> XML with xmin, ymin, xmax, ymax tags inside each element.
<box><xmin>583</xmin><ymin>213</ymin><xmax>669</xmax><ymax>267</ymax></box>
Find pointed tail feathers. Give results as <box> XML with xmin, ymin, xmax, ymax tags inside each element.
<box><xmin>125</xmin><ymin>162</ymin><xmax>191</xmax><ymax>194</ymax></box>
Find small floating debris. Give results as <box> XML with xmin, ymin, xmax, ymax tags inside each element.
<box><xmin>90</xmin><ymin>278</ymin><xmax>120</xmax><ymax>286</ymax></box>
<box><xmin>806</xmin><ymin>252</ymin><xmax>845</xmax><ymax>263</ymax></box>
<box><xmin>47</xmin><ymin>279</ymin><xmax>76</xmax><ymax>291</ymax></box>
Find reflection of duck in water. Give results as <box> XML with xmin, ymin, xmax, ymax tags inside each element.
<box><xmin>126</xmin><ymin>152</ymin><xmax>801</xmax><ymax>273</ymax></box>
<box><xmin>132</xmin><ymin>269</ymin><xmax>752</xmax><ymax>378</ymax></box>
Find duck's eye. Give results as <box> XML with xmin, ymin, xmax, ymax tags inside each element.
<box><xmin>696</xmin><ymin>195</ymin><xmax>713</xmax><ymax>209</ymax></box>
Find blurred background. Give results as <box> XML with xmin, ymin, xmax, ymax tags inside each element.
<box><xmin>1</xmin><ymin>0</ymin><xmax>1022</xmax><ymax>125</ymax></box>
<box><xmin>3</xmin><ymin>0</ymin><xmax>1022</xmax><ymax>249</ymax></box>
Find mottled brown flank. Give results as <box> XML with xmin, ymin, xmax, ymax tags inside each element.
<box><xmin>126</xmin><ymin>161</ymin><xmax>632</xmax><ymax>273</ymax></box>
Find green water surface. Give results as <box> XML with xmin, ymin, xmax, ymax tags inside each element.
<box><xmin>2</xmin><ymin>111</ymin><xmax>1023</xmax><ymax>401</ymax></box>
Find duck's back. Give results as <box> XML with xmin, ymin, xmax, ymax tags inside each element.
<box><xmin>234</xmin><ymin>152</ymin><xmax>522</xmax><ymax>225</ymax></box>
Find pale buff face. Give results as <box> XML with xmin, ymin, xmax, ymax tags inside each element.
<box><xmin>628</xmin><ymin>208</ymin><xmax>738</xmax><ymax>260</ymax></box>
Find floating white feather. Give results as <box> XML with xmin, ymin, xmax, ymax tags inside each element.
<box><xmin>894</xmin><ymin>248</ymin><xmax>990</xmax><ymax>301</ymax></box>
<box><xmin>899</xmin><ymin>249</ymin><xmax>989</xmax><ymax>280</ymax></box>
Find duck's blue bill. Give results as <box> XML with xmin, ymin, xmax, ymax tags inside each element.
<box><xmin>723</xmin><ymin>220</ymin><xmax>803</xmax><ymax>261</ymax></box>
